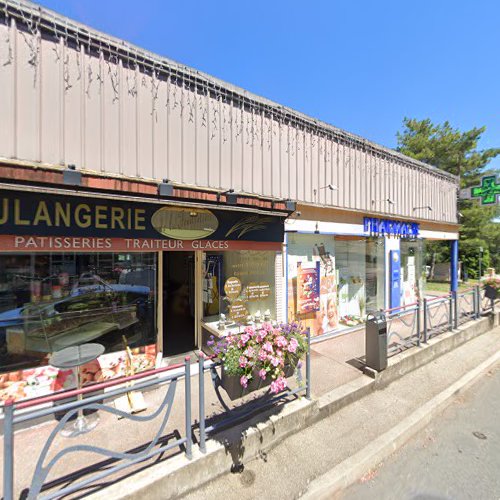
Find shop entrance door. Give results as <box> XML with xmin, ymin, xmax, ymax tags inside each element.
<box><xmin>162</xmin><ymin>252</ymin><xmax>196</xmax><ymax>356</ymax></box>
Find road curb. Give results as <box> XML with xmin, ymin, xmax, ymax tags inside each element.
<box><xmin>301</xmin><ymin>349</ymin><xmax>500</xmax><ymax>500</ymax></box>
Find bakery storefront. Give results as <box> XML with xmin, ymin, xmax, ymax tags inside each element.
<box><xmin>0</xmin><ymin>188</ymin><xmax>285</xmax><ymax>402</ymax></box>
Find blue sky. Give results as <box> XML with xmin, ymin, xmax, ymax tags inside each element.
<box><xmin>37</xmin><ymin>0</ymin><xmax>500</xmax><ymax>172</ymax></box>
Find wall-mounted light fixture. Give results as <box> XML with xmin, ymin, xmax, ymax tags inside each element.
<box><xmin>313</xmin><ymin>184</ymin><xmax>338</xmax><ymax>198</ymax></box>
<box><xmin>371</xmin><ymin>198</ymin><xmax>395</xmax><ymax>205</ymax></box>
<box><xmin>286</xmin><ymin>210</ymin><xmax>302</xmax><ymax>224</ymax></box>
<box><xmin>217</xmin><ymin>189</ymin><xmax>238</xmax><ymax>205</ymax></box>
<box><xmin>63</xmin><ymin>164</ymin><xmax>82</xmax><ymax>186</ymax></box>
<box><xmin>285</xmin><ymin>199</ymin><xmax>297</xmax><ymax>212</ymax></box>
<box><xmin>158</xmin><ymin>179</ymin><xmax>174</xmax><ymax>197</ymax></box>
<box><xmin>413</xmin><ymin>205</ymin><xmax>433</xmax><ymax>212</ymax></box>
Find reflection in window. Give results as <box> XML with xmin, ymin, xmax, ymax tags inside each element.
<box><xmin>0</xmin><ymin>253</ymin><xmax>157</xmax><ymax>374</ymax></box>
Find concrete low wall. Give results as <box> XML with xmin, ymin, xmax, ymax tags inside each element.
<box><xmin>88</xmin><ymin>312</ymin><xmax>499</xmax><ymax>500</ymax></box>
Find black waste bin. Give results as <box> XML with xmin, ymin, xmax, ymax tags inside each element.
<box><xmin>365</xmin><ymin>311</ymin><xmax>387</xmax><ymax>371</ymax></box>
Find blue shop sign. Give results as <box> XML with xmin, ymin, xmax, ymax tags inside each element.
<box><xmin>363</xmin><ymin>217</ymin><xmax>419</xmax><ymax>238</ymax></box>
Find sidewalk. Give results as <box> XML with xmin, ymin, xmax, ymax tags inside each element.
<box><xmin>0</xmin><ymin>328</ymin><xmax>366</xmax><ymax>498</ymax></box>
<box><xmin>185</xmin><ymin>325</ymin><xmax>500</xmax><ymax>500</ymax></box>
<box><xmin>1</xmin><ymin>312</ymin><xmax>497</xmax><ymax>499</ymax></box>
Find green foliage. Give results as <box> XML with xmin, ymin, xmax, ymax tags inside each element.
<box><xmin>397</xmin><ymin>118</ymin><xmax>500</xmax><ymax>273</ymax></box>
<box><xmin>222</xmin><ymin>346</ymin><xmax>244</xmax><ymax>377</ymax></box>
<box><xmin>459</xmin><ymin>238</ymin><xmax>490</xmax><ymax>279</ymax></box>
<box><xmin>397</xmin><ymin>118</ymin><xmax>500</xmax><ymax>188</ymax></box>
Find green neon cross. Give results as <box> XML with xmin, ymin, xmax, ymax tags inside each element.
<box><xmin>470</xmin><ymin>175</ymin><xmax>500</xmax><ymax>205</ymax></box>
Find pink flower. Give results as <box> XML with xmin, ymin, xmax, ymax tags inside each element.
<box><xmin>244</xmin><ymin>346</ymin><xmax>255</xmax><ymax>358</ymax></box>
<box><xmin>244</xmin><ymin>326</ymin><xmax>255</xmax><ymax>336</ymax></box>
<box><xmin>276</xmin><ymin>335</ymin><xmax>288</xmax><ymax>348</ymax></box>
<box><xmin>263</xmin><ymin>322</ymin><xmax>273</xmax><ymax>331</ymax></box>
<box><xmin>239</xmin><ymin>356</ymin><xmax>248</xmax><ymax>368</ymax></box>
<box><xmin>256</xmin><ymin>332</ymin><xmax>266</xmax><ymax>342</ymax></box>
<box><xmin>263</xmin><ymin>341</ymin><xmax>273</xmax><ymax>353</ymax></box>
<box><xmin>270</xmin><ymin>376</ymin><xmax>287</xmax><ymax>394</ymax></box>
<box><xmin>287</xmin><ymin>338</ymin><xmax>299</xmax><ymax>353</ymax></box>
<box><xmin>238</xmin><ymin>333</ymin><xmax>251</xmax><ymax>348</ymax></box>
<box><xmin>258</xmin><ymin>349</ymin><xmax>268</xmax><ymax>361</ymax></box>
<box><xmin>270</xmin><ymin>356</ymin><xmax>280</xmax><ymax>367</ymax></box>
<box><xmin>240</xmin><ymin>375</ymin><xmax>248</xmax><ymax>388</ymax></box>
<box><xmin>258</xmin><ymin>369</ymin><xmax>267</xmax><ymax>380</ymax></box>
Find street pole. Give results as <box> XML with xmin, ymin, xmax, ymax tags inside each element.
<box><xmin>479</xmin><ymin>246</ymin><xmax>483</xmax><ymax>280</ymax></box>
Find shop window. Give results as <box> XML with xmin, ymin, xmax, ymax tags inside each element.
<box><xmin>0</xmin><ymin>253</ymin><xmax>157</xmax><ymax>376</ymax></box>
<box><xmin>287</xmin><ymin>233</ymin><xmax>385</xmax><ymax>337</ymax></box>
<box><xmin>287</xmin><ymin>234</ymin><xmax>337</xmax><ymax>337</ymax></box>
<box><xmin>202</xmin><ymin>250</ymin><xmax>278</xmax><ymax>334</ymax></box>
<box><xmin>400</xmin><ymin>239</ymin><xmax>426</xmax><ymax>305</ymax></box>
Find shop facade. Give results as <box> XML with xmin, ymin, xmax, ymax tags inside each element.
<box><xmin>0</xmin><ymin>0</ymin><xmax>460</xmax><ymax>403</ymax></box>
<box><xmin>285</xmin><ymin>207</ymin><xmax>432</xmax><ymax>339</ymax></box>
<box><xmin>0</xmin><ymin>186</ymin><xmax>286</xmax><ymax>401</ymax></box>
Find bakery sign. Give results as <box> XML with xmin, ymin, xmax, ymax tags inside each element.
<box><xmin>0</xmin><ymin>189</ymin><xmax>285</xmax><ymax>252</ymax></box>
<box><xmin>363</xmin><ymin>217</ymin><xmax>420</xmax><ymax>239</ymax></box>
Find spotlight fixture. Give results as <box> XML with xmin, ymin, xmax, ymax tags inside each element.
<box><xmin>158</xmin><ymin>179</ymin><xmax>174</xmax><ymax>197</ymax></box>
<box><xmin>313</xmin><ymin>184</ymin><xmax>338</xmax><ymax>198</ymax></box>
<box><xmin>218</xmin><ymin>189</ymin><xmax>238</xmax><ymax>205</ymax></box>
<box><xmin>413</xmin><ymin>205</ymin><xmax>433</xmax><ymax>212</ymax></box>
<box><xmin>319</xmin><ymin>184</ymin><xmax>338</xmax><ymax>191</ymax></box>
<box><xmin>63</xmin><ymin>164</ymin><xmax>82</xmax><ymax>186</ymax></box>
<box><xmin>371</xmin><ymin>198</ymin><xmax>395</xmax><ymax>205</ymax></box>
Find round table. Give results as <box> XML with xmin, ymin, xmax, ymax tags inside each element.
<box><xmin>50</xmin><ymin>343</ymin><xmax>105</xmax><ymax>437</ymax></box>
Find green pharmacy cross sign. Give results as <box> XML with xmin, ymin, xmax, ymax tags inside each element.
<box><xmin>470</xmin><ymin>176</ymin><xmax>500</xmax><ymax>205</ymax></box>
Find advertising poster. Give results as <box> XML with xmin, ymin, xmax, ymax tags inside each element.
<box><xmin>296</xmin><ymin>262</ymin><xmax>320</xmax><ymax>314</ymax></box>
<box><xmin>319</xmin><ymin>274</ymin><xmax>338</xmax><ymax>334</ymax></box>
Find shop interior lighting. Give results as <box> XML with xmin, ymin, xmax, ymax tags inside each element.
<box><xmin>371</xmin><ymin>198</ymin><xmax>395</xmax><ymax>205</ymax></box>
<box><xmin>413</xmin><ymin>205</ymin><xmax>433</xmax><ymax>212</ymax></box>
<box><xmin>158</xmin><ymin>179</ymin><xmax>174</xmax><ymax>197</ymax></box>
<box><xmin>63</xmin><ymin>164</ymin><xmax>82</xmax><ymax>186</ymax></box>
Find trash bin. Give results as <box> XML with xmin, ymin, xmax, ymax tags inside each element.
<box><xmin>365</xmin><ymin>311</ymin><xmax>387</xmax><ymax>371</ymax></box>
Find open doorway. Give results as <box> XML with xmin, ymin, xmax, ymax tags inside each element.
<box><xmin>162</xmin><ymin>252</ymin><xmax>196</xmax><ymax>356</ymax></box>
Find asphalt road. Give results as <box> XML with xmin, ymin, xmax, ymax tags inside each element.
<box><xmin>342</xmin><ymin>363</ymin><xmax>500</xmax><ymax>500</ymax></box>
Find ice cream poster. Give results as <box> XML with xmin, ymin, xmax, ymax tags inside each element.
<box><xmin>296</xmin><ymin>262</ymin><xmax>320</xmax><ymax>314</ymax></box>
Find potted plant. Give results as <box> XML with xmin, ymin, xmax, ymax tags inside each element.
<box><xmin>208</xmin><ymin>322</ymin><xmax>308</xmax><ymax>400</ymax></box>
<box><xmin>482</xmin><ymin>275</ymin><xmax>500</xmax><ymax>300</ymax></box>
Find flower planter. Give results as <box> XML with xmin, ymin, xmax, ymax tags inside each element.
<box><xmin>484</xmin><ymin>284</ymin><xmax>498</xmax><ymax>301</ymax></box>
<box><xmin>220</xmin><ymin>364</ymin><xmax>295</xmax><ymax>401</ymax></box>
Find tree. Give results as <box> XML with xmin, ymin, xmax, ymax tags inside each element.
<box><xmin>397</xmin><ymin>118</ymin><xmax>500</xmax><ymax>188</ymax></box>
<box><xmin>396</xmin><ymin>118</ymin><xmax>500</xmax><ymax>276</ymax></box>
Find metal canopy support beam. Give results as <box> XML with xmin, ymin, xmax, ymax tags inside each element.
<box><xmin>450</xmin><ymin>239</ymin><xmax>459</xmax><ymax>293</ymax></box>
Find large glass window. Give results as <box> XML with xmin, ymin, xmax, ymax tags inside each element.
<box><xmin>287</xmin><ymin>233</ymin><xmax>385</xmax><ymax>337</ymax></box>
<box><xmin>0</xmin><ymin>252</ymin><xmax>157</xmax><ymax>375</ymax></box>
<box><xmin>202</xmin><ymin>250</ymin><xmax>278</xmax><ymax>334</ymax></box>
<box><xmin>400</xmin><ymin>239</ymin><xmax>426</xmax><ymax>305</ymax></box>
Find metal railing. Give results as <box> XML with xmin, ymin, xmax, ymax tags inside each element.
<box><xmin>2</xmin><ymin>330</ymin><xmax>312</xmax><ymax>499</ymax></box>
<box><xmin>456</xmin><ymin>288</ymin><xmax>477</xmax><ymax>326</ymax></box>
<box><xmin>422</xmin><ymin>293</ymin><xmax>453</xmax><ymax>342</ymax></box>
<box><xmin>385</xmin><ymin>302</ymin><xmax>420</xmax><ymax>356</ymax></box>
<box><xmin>2</xmin><ymin>360</ymin><xmax>193</xmax><ymax>500</ymax></box>
<box><xmin>385</xmin><ymin>285</ymin><xmax>495</xmax><ymax>359</ymax></box>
